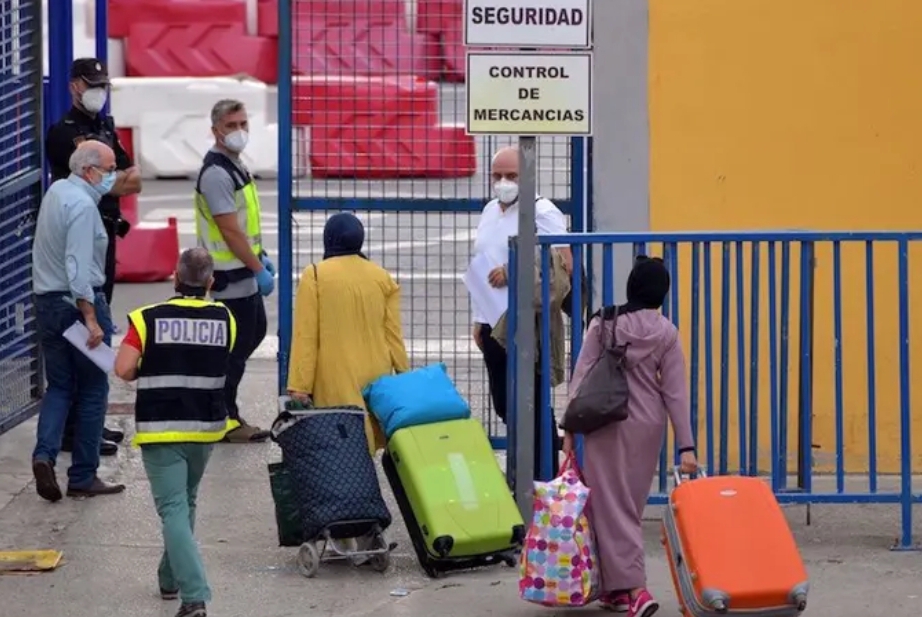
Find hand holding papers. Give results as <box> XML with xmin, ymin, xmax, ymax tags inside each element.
<box><xmin>63</xmin><ymin>321</ymin><xmax>115</xmax><ymax>373</ymax></box>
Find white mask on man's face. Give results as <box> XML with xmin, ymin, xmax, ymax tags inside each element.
<box><xmin>81</xmin><ymin>88</ymin><xmax>107</xmax><ymax>113</ymax></box>
<box><xmin>223</xmin><ymin>129</ymin><xmax>249</xmax><ymax>153</ymax></box>
<box><xmin>493</xmin><ymin>179</ymin><xmax>519</xmax><ymax>205</ymax></box>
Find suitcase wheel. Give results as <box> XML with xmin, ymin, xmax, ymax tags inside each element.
<box><xmin>369</xmin><ymin>552</ymin><xmax>391</xmax><ymax>573</ymax></box>
<box><xmin>511</xmin><ymin>524</ymin><xmax>526</xmax><ymax>546</ymax></box>
<box><xmin>297</xmin><ymin>542</ymin><xmax>321</xmax><ymax>578</ymax></box>
<box><xmin>433</xmin><ymin>535</ymin><xmax>454</xmax><ymax>558</ymax></box>
<box><xmin>502</xmin><ymin>553</ymin><xmax>517</xmax><ymax>568</ymax></box>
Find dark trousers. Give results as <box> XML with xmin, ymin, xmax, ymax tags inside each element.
<box><xmin>219</xmin><ymin>293</ymin><xmax>267</xmax><ymax>420</ymax></box>
<box><xmin>63</xmin><ymin>224</ymin><xmax>117</xmax><ymax>445</ymax></box>
<box><xmin>34</xmin><ymin>293</ymin><xmax>113</xmax><ymax>488</ymax></box>
<box><xmin>480</xmin><ymin>323</ymin><xmax>560</xmax><ymax>480</ymax></box>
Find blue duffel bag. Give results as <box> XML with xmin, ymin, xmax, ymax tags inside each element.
<box><xmin>363</xmin><ymin>363</ymin><xmax>470</xmax><ymax>438</ymax></box>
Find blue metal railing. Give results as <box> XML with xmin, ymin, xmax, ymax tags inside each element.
<box><xmin>508</xmin><ymin>230</ymin><xmax>922</xmax><ymax>550</ymax></box>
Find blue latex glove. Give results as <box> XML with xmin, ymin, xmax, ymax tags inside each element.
<box><xmin>260</xmin><ymin>253</ymin><xmax>276</xmax><ymax>276</ymax></box>
<box><xmin>256</xmin><ymin>266</ymin><xmax>275</xmax><ymax>297</ymax></box>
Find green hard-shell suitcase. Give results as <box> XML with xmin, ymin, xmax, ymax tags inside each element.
<box><xmin>382</xmin><ymin>418</ymin><xmax>526</xmax><ymax>577</ymax></box>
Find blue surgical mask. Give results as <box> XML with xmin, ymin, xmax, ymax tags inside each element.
<box><xmin>95</xmin><ymin>170</ymin><xmax>116</xmax><ymax>196</ymax></box>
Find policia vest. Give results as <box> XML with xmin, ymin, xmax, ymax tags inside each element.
<box><xmin>193</xmin><ymin>150</ymin><xmax>264</xmax><ymax>291</ymax></box>
<box><xmin>128</xmin><ymin>297</ymin><xmax>238</xmax><ymax>445</ymax></box>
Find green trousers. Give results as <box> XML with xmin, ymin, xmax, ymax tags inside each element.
<box><xmin>141</xmin><ymin>443</ymin><xmax>214</xmax><ymax>604</ymax></box>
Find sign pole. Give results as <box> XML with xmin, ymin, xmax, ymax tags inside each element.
<box><xmin>462</xmin><ymin>0</ymin><xmax>593</xmax><ymax>519</ymax></box>
<box><xmin>514</xmin><ymin>136</ymin><xmax>538</xmax><ymax>517</ymax></box>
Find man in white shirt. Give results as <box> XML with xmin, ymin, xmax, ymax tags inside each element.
<box><xmin>469</xmin><ymin>145</ymin><xmax>571</xmax><ymax>478</ymax></box>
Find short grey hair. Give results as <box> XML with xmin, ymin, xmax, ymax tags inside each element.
<box><xmin>211</xmin><ymin>99</ymin><xmax>246</xmax><ymax>126</ymax></box>
<box><xmin>176</xmin><ymin>248</ymin><xmax>214</xmax><ymax>287</ymax></box>
<box><xmin>68</xmin><ymin>143</ymin><xmax>103</xmax><ymax>174</ymax></box>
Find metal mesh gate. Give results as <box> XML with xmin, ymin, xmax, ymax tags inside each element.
<box><xmin>0</xmin><ymin>0</ymin><xmax>43</xmax><ymax>435</ymax></box>
<box><xmin>275</xmin><ymin>0</ymin><xmax>586</xmax><ymax>447</ymax></box>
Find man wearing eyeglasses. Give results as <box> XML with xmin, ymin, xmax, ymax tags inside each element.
<box><xmin>45</xmin><ymin>57</ymin><xmax>142</xmax><ymax>457</ymax></box>
<box><xmin>30</xmin><ymin>140</ymin><xmax>126</xmax><ymax>501</ymax></box>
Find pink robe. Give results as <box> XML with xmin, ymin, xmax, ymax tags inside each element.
<box><xmin>569</xmin><ymin>309</ymin><xmax>694</xmax><ymax>592</ymax></box>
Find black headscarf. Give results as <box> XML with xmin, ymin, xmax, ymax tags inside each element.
<box><xmin>620</xmin><ymin>255</ymin><xmax>670</xmax><ymax>314</ymax></box>
<box><xmin>323</xmin><ymin>212</ymin><xmax>367</xmax><ymax>260</ymax></box>
<box><xmin>590</xmin><ymin>255</ymin><xmax>671</xmax><ymax>321</ymax></box>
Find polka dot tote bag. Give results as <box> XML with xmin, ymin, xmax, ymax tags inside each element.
<box><xmin>519</xmin><ymin>453</ymin><xmax>599</xmax><ymax>607</ymax></box>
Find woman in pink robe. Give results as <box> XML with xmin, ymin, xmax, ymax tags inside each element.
<box><xmin>564</xmin><ymin>256</ymin><xmax>698</xmax><ymax>617</ymax></box>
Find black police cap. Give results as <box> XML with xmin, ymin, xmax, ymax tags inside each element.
<box><xmin>70</xmin><ymin>58</ymin><xmax>109</xmax><ymax>87</ymax></box>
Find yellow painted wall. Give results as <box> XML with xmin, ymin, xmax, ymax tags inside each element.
<box><xmin>648</xmin><ymin>0</ymin><xmax>922</xmax><ymax>474</ymax></box>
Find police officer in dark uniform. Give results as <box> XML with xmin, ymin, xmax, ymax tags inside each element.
<box><xmin>45</xmin><ymin>57</ymin><xmax>143</xmax><ymax>456</ymax></box>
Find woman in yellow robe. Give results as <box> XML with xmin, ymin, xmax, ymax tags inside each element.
<box><xmin>286</xmin><ymin>212</ymin><xmax>409</xmax><ymax>454</ymax></box>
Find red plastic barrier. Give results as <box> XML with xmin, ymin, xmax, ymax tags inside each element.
<box><xmin>292</xmin><ymin>75</ymin><xmax>438</xmax><ymax>129</ymax></box>
<box><xmin>416</xmin><ymin>33</ymin><xmax>443</xmax><ymax>81</ymax></box>
<box><xmin>256</xmin><ymin>0</ymin><xmax>279</xmax><ymax>37</ymax></box>
<box><xmin>293</xmin><ymin>19</ymin><xmax>422</xmax><ymax>77</ymax></box>
<box><xmin>125</xmin><ymin>23</ymin><xmax>278</xmax><ymax>83</ymax></box>
<box><xmin>439</xmin><ymin>28</ymin><xmax>466</xmax><ymax>82</ymax></box>
<box><xmin>113</xmin><ymin>128</ymin><xmax>139</xmax><ymax>227</ymax></box>
<box><xmin>115</xmin><ymin>127</ymin><xmax>134</xmax><ymax>161</ymax></box>
<box><xmin>309</xmin><ymin>122</ymin><xmax>476</xmax><ymax>179</ymax></box>
<box><xmin>120</xmin><ymin>195</ymin><xmax>139</xmax><ymax>228</ymax></box>
<box><xmin>416</xmin><ymin>0</ymin><xmax>462</xmax><ymax>34</ymax></box>
<box><xmin>259</xmin><ymin>0</ymin><xmax>407</xmax><ymax>38</ymax></box>
<box><xmin>109</xmin><ymin>0</ymin><xmax>247</xmax><ymax>39</ymax></box>
<box><xmin>115</xmin><ymin>219</ymin><xmax>180</xmax><ymax>283</ymax></box>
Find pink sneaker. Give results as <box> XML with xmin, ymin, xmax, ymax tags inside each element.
<box><xmin>600</xmin><ymin>592</ymin><xmax>630</xmax><ymax>613</ymax></box>
<box><xmin>627</xmin><ymin>589</ymin><xmax>659</xmax><ymax>617</ymax></box>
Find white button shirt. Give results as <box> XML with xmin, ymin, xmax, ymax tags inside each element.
<box><xmin>470</xmin><ymin>197</ymin><xmax>568</xmax><ymax>324</ymax></box>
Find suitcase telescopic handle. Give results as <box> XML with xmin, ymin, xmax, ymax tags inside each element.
<box><xmin>672</xmin><ymin>466</ymin><xmax>707</xmax><ymax>486</ymax></box>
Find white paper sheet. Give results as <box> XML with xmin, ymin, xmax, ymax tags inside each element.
<box><xmin>63</xmin><ymin>321</ymin><xmax>116</xmax><ymax>374</ymax></box>
<box><xmin>463</xmin><ymin>252</ymin><xmax>508</xmax><ymax>328</ymax></box>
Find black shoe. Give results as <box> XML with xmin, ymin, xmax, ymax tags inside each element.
<box><xmin>103</xmin><ymin>427</ymin><xmax>125</xmax><ymax>444</ymax></box>
<box><xmin>32</xmin><ymin>459</ymin><xmax>62</xmax><ymax>502</ymax></box>
<box><xmin>175</xmin><ymin>602</ymin><xmax>206</xmax><ymax>617</ymax></box>
<box><xmin>66</xmin><ymin>477</ymin><xmax>126</xmax><ymax>498</ymax></box>
<box><xmin>60</xmin><ymin>440</ymin><xmax>118</xmax><ymax>456</ymax></box>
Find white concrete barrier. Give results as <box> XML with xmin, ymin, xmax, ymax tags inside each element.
<box><xmin>109</xmin><ymin>77</ymin><xmax>270</xmax><ymax>129</ymax></box>
<box><xmin>110</xmin><ymin>77</ymin><xmax>278</xmax><ymax>179</ymax></box>
<box><xmin>134</xmin><ymin>110</ymin><xmax>278</xmax><ymax>179</ymax></box>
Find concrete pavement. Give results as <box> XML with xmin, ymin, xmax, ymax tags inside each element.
<box><xmin>1</xmin><ymin>357</ymin><xmax>921</xmax><ymax>616</ymax></box>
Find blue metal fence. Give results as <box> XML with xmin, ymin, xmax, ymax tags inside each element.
<box><xmin>517</xmin><ymin>231</ymin><xmax>922</xmax><ymax>549</ymax></box>
<box><xmin>0</xmin><ymin>0</ymin><xmax>44</xmax><ymax>435</ymax></box>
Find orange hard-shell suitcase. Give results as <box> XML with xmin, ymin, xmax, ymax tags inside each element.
<box><xmin>662</xmin><ymin>470</ymin><xmax>809</xmax><ymax>616</ymax></box>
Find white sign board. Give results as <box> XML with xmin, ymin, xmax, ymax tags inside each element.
<box><xmin>466</xmin><ymin>52</ymin><xmax>592</xmax><ymax>135</ymax></box>
<box><xmin>464</xmin><ymin>0</ymin><xmax>592</xmax><ymax>49</ymax></box>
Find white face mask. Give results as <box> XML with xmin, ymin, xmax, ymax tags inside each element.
<box><xmin>81</xmin><ymin>88</ymin><xmax>107</xmax><ymax>114</ymax></box>
<box><xmin>223</xmin><ymin>129</ymin><xmax>249</xmax><ymax>153</ymax></box>
<box><xmin>493</xmin><ymin>179</ymin><xmax>519</xmax><ymax>205</ymax></box>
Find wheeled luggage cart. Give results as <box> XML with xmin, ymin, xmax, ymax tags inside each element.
<box><xmin>271</xmin><ymin>397</ymin><xmax>396</xmax><ymax>578</ymax></box>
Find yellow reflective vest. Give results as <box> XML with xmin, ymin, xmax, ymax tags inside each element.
<box><xmin>128</xmin><ymin>297</ymin><xmax>238</xmax><ymax>445</ymax></box>
<box><xmin>193</xmin><ymin>150</ymin><xmax>263</xmax><ymax>272</ymax></box>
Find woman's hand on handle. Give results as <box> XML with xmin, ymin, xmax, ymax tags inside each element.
<box><xmin>562</xmin><ymin>432</ymin><xmax>575</xmax><ymax>455</ymax></box>
<box><xmin>679</xmin><ymin>450</ymin><xmax>698</xmax><ymax>475</ymax></box>
<box><xmin>288</xmin><ymin>390</ymin><xmax>312</xmax><ymax>407</ymax></box>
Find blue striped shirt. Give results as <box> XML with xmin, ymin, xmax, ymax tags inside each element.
<box><xmin>32</xmin><ymin>175</ymin><xmax>108</xmax><ymax>302</ymax></box>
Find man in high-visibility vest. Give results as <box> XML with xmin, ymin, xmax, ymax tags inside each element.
<box><xmin>193</xmin><ymin>99</ymin><xmax>273</xmax><ymax>443</ymax></box>
<box><xmin>114</xmin><ymin>248</ymin><xmax>236</xmax><ymax>617</ymax></box>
